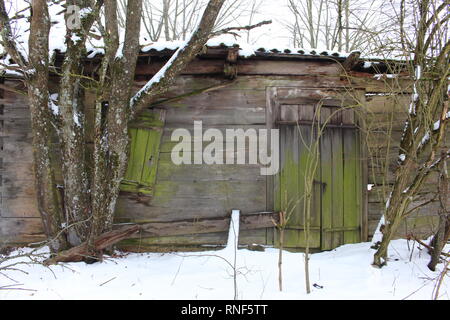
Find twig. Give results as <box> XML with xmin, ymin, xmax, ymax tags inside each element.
<box><xmin>99</xmin><ymin>277</ymin><xmax>116</xmax><ymax>287</ymax></box>
<box><xmin>212</xmin><ymin>20</ymin><xmax>272</xmax><ymax>37</ymax></box>
<box><xmin>408</xmin><ymin>235</ymin><xmax>450</xmax><ymax>258</ymax></box>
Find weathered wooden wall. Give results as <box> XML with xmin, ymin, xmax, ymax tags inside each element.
<box><xmin>0</xmin><ymin>56</ymin><xmax>445</xmax><ymax>250</ymax></box>
<box><xmin>364</xmin><ymin>90</ymin><xmax>448</xmax><ymax>240</ymax></box>
<box><xmin>0</xmin><ymin>82</ymin><xmax>44</xmax><ymax>245</ymax></box>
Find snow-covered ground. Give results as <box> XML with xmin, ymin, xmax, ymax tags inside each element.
<box><xmin>1</xmin><ymin>239</ymin><xmax>448</xmax><ymax>300</ymax></box>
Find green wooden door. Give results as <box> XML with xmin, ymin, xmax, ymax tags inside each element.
<box><xmin>320</xmin><ymin>127</ymin><xmax>361</xmax><ymax>250</ymax></box>
<box><xmin>120</xmin><ymin>109</ymin><xmax>165</xmax><ymax>195</ymax></box>
<box><xmin>275</xmin><ymin>104</ymin><xmax>362</xmax><ymax>250</ymax></box>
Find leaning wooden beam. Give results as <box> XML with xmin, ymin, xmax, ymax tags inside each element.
<box><xmin>44</xmin><ymin>225</ymin><xmax>140</xmax><ymax>265</ymax></box>
<box><xmin>124</xmin><ymin>212</ymin><xmax>279</xmax><ymax>238</ymax></box>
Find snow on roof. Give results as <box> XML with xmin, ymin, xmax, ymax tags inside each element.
<box><xmin>140</xmin><ymin>36</ymin><xmax>351</xmax><ymax>59</ymax></box>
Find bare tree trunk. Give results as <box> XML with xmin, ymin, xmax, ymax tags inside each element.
<box><xmin>27</xmin><ymin>0</ymin><xmax>68</xmax><ymax>252</ymax></box>
<box><xmin>57</xmin><ymin>1</ymin><xmax>102</xmax><ymax>246</ymax></box>
<box><xmin>373</xmin><ymin>0</ymin><xmax>449</xmax><ymax>267</ymax></box>
<box><xmin>428</xmin><ymin>154</ymin><xmax>450</xmax><ymax>271</ymax></box>
<box><xmin>337</xmin><ymin>0</ymin><xmax>343</xmax><ymax>51</ymax></box>
<box><xmin>163</xmin><ymin>0</ymin><xmax>171</xmax><ymax>40</ymax></box>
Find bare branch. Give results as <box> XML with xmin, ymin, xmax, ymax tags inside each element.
<box><xmin>0</xmin><ymin>0</ymin><xmax>28</xmax><ymax>69</ymax></box>
<box><xmin>130</xmin><ymin>0</ymin><xmax>226</xmax><ymax>117</ymax></box>
<box><xmin>212</xmin><ymin>19</ymin><xmax>272</xmax><ymax>37</ymax></box>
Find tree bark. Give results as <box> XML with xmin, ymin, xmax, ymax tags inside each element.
<box><xmin>27</xmin><ymin>0</ymin><xmax>68</xmax><ymax>252</ymax></box>
<box><xmin>428</xmin><ymin>154</ymin><xmax>450</xmax><ymax>271</ymax></box>
<box><xmin>57</xmin><ymin>1</ymin><xmax>102</xmax><ymax>246</ymax></box>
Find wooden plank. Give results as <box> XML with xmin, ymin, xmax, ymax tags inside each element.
<box><xmin>156</xmin><ymin>158</ymin><xmax>263</xmax><ymax>182</ymax></box>
<box><xmin>280</xmin><ymin>105</ymin><xmax>299</xmax><ymax>121</ymax></box>
<box><xmin>122</xmin><ymin>212</ymin><xmax>279</xmax><ymax>238</ymax></box>
<box><xmin>320</xmin><ymin>128</ymin><xmax>333</xmax><ymax>250</ymax></box>
<box><xmin>140</xmin><ymin>130</ymin><xmax>161</xmax><ymax>186</ymax></box>
<box><xmin>298</xmin><ymin>104</ymin><xmax>316</xmax><ymax>122</ymax></box>
<box><xmin>134</xmin><ymin>59</ymin><xmax>342</xmax><ymax>77</ymax></box>
<box><xmin>1</xmin><ymin>178</ymin><xmax>36</xmax><ymax>198</ymax></box>
<box><xmin>1</xmin><ymin>196</ymin><xmax>40</xmax><ymax>218</ymax></box>
<box><xmin>331</xmin><ymin>128</ymin><xmax>344</xmax><ymax>247</ymax></box>
<box><xmin>160</xmin><ymin>125</ymin><xmax>267</xmax><ymax>153</ymax></box>
<box><xmin>283</xmin><ymin>125</ymin><xmax>300</xmax><ymax>247</ymax></box>
<box><xmin>277</xmin><ymin>87</ymin><xmax>358</xmax><ymax>106</ymax></box>
<box><xmin>118</xmin><ymin>232</ymin><xmax>228</xmax><ymax>247</ymax></box>
<box><xmin>115</xmin><ymin>192</ymin><xmax>267</xmax><ymax>222</ymax></box>
<box><xmin>0</xmin><ymin>161</ymin><xmax>34</xmax><ymax>181</ymax></box>
<box><xmin>164</xmin><ymin>107</ymin><xmax>266</xmax><ymax>126</ymax></box>
<box><xmin>265</xmin><ymin>87</ymin><xmax>277</xmax><ymax>245</ymax></box>
<box><xmin>153</xmin><ymin>179</ymin><xmax>265</xmax><ymax>199</ymax></box>
<box><xmin>2</xmin><ymin>139</ymin><xmax>33</xmax><ymax>162</ymax></box>
<box><xmin>238</xmin><ymin>60</ymin><xmax>341</xmax><ymax>76</ymax></box>
<box><xmin>0</xmin><ymin>218</ymin><xmax>45</xmax><ymax>244</ymax></box>
<box><xmin>364</xmin><ymin>94</ymin><xmax>410</xmax><ymax>113</ymax></box>
<box><xmin>157</xmin><ymin>88</ymin><xmax>266</xmax><ymax>109</ymax></box>
<box><xmin>1</xmin><ymin>118</ymin><xmax>32</xmax><ymax>137</ymax></box>
<box><xmin>124</xmin><ymin>128</ymin><xmax>141</xmax><ymax>183</ymax></box>
<box><xmin>343</xmin><ymin>128</ymin><xmax>360</xmax><ymax>243</ymax></box>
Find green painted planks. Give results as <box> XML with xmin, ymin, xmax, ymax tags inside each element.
<box><xmin>277</xmin><ymin>125</ymin><xmax>299</xmax><ymax>247</ymax></box>
<box><xmin>140</xmin><ymin>130</ymin><xmax>162</xmax><ymax>186</ymax></box>
<box><xmin>121</xmin><ymin>127</ymin><xmax>163</xmax><ymax>194</ymax></box>
<box><xmin>320</xmin><ymin>128</ymin><xmax>333</xmax><ymax>250</ymax></box>
<box><xmin>343</xmin><ymin>128</ymin><xmax>360</xmax><ymax>244</ymax></box>
<box><xmin>276</xmin><ymin>124</ymin><xmax>321</xmax><ymax>249</ymax></box>
<box><xmin>330</xmin><ymin>128</ymin><xmax>344</xmax><ymax>248</ymax></box>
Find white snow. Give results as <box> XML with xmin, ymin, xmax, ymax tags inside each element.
<box><xmin>419</xmin><ymin>132</ymin><xmax>430</xmax><ymax>149</ymax></box>
<box><xmin>433</xmin><ymin>120</ymin><xmax>440</xmax><ymax>131</ymax></box>
<box><xmin>49</xmin><ymin>94</ymin><xmax>59</xmax><ymax>115</ymax></box>
<box><xmin>0</xmin><ymin>239</ymin><xmax>448</xmax><ymax>300</ymax></box>
<box><xmin>73</xmin><ymin>112</ymin><xmax>81</xmax><ymax>127</ymax></box>
<box><xmin>70</xmin><ymin>34</ymin><xmax>82</xmax><ymax>44</ymax></box>
<box><xmin>374</xmin><ymin>74</ymin><xmax>397</xmax><ymax>80</ymax></box>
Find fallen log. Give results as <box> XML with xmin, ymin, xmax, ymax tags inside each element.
<box><xmin>44</xmin><ymin>225</ymin><xmax>141</xmax><ymax>265</ymax></box>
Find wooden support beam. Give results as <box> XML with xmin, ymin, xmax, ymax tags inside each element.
<box><xmin>224</xmin><ymin>47</ymin><xmax>239</xmax><ymax>79</ymax></box>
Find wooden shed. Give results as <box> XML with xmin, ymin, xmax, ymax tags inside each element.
<box><xmin>0</xmin><ymin>44</ymin><xmax>444</xmax><ymax>251</ymax></box>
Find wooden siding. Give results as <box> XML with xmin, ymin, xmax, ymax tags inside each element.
<box><xmin>0</xmin><ymin>63</ymin><xmax>443</xmax><ymax>249</ymax></box>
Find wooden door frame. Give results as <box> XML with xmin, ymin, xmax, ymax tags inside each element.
<box><xmin>265</xmin><ymin>86</ymin><xmax>369</xmax><ymax>246</ymax></box>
